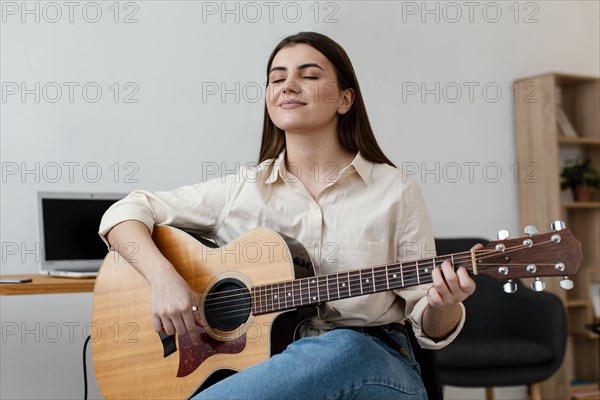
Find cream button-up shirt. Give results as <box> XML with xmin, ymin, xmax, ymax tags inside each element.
<box><xmin>99</xmin><ymin>150</ymin><xmax>465</xmax><ymax>349</ymax></box>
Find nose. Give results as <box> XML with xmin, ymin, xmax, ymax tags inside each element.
<box><xmin>283</xmin><ymin>81</ymin><xmax>301</xmax><ymax>95</ymax></box>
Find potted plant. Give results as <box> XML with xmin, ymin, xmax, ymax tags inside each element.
<box><xmin>560</xmin><ymin>158</ymin><xmax>600</xmax><ymax>201</ymax></box>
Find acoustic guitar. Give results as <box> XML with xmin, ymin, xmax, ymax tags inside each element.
<box><xmin>91</xmin><ymin>223</ymin><xmax>581</xmax><ymax>399</ymax></box>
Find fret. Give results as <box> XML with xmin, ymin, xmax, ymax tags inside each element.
<box><xmin>416</xmin><ymin>260</ymin><xmax>420</xmax><ymax>285</ymax></box>
<box><xmin>325</xmin><ymin>275</ymin><xmax>330</xmax><ymax>302</ymax></box>
<box><xmin>328</xmin><ymin>274</ymin><xmax>339</xmax><ymax>301</ymax></box>
<box><xmin>385</xmin><ymin>265</ymin><xmax>390</xmax><ymax>290</ymax></box>
<box><xmin>259</xmin><ymin>285</ymin><xmax>265</xmax><ymax>314</ymax></box>
<box><xmin>373</xmin><ymin>266</ymin><xmax>388</xmax><ymax>293</ymax></box>
<box><xmin>270</xmin><ymin>284</ymin><xmax>277</xmax><ymax>312</ymax></box>
<box><xmin>400</xmin><ymin>263</ymin><xmax>404</xmax><ymax>287</ymax></box>
<box><xmin>349</xmin><ymin>270</ymin><xmax>362</xmax><ymax>297</ymax></box>
<box><xmin>358</xmin><ymin>270</ymin><xmax>364</xmax><ymax>295</ymax></box>
<box><xmin>308</xmin><ymin>277</ymin><xmax>319</xmax><ymax>304</ymax></box>
<box><xmin>359</xmin><ymin>268</ymin><xmax>375</xmax><ymax>294</ymax></box>
<box><xmin>283</xmin><ymin>281</ymin><xmax>288</xmax><ymax>309</ymax></box>
<box><xmin>318</xmin><ymin>275</ymin><xmax>328</xmax><ymax>302</ymax></box>
<box><xmin>387</xmin><ymin>264</ymin><xmax>402</xmax><ymax>289</ymax></box>
<box><xmin>338</xmin><ymin>271</ymin><xmax>350</xmax><ymax>299</ymax></box>
<box><xmin>269</xmin><ymin>284</ymin><xmax>275</xmax><ymax>312</ymax></box>
<box><xmin>255</xmin><ymin>284</ymin><xmax>261</xmax><ymax>314</ymax></box>
<box><xmin>371</xmin><ymin>268</ymin><xmax>376</xmax><ymax>292</ymax></box>
<box><xmin>277</xmin><ymin>282</ymin><xmax>284</xmax><ymax>311</ymax></box>
<box><xmin>293</xmin><ymin>279</ymin><xmax>301</xmax><ymax>307</ymax></box>
<box><xmin>300</xmin><ymin>278</ymin><xmax>309</xmax><ymax>306</ymax></box>
<box><xmin>263</xmin><ymin>284</ymin><xmax>270</xmax><ymax>313</ymax></box>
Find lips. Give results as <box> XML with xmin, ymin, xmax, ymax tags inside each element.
<box><xmin>279</xmin><ymin>100</ymin><xmax>307</xmax><ymax>108</ymax></box>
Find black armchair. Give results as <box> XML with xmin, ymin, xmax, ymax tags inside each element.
<box><xmin>434</xmin><ymin>238</ymin><xmax>568</xmax><ymax>400</ymax></box>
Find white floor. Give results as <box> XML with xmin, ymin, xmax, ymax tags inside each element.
<box><xmin>444</xmin><ymin>385</ymin><xmax>528</xmax><ymax>400</ymax></box>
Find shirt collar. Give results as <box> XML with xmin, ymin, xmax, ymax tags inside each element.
<box><xmin>350</xmin><ymin>152</ymin><xmax>374</xmax><ymax>185</ymax></box>
<box><xmin>265</xmin><ymin>150</ymin><xmax>287</xmax><ymax>184</ymax></box>
<box><xmin>264</xmin><ymin>149</ymin><xmax>375</xmax><ymax>185</ymax></box>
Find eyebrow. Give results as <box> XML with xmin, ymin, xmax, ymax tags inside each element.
<box><xmin>269</xmin><ymin>63</ymin><xmax>325</xmax><ymax>73</ymax></box>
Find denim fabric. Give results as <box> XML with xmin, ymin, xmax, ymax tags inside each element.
<box><xmin>192</xmin><ymin>327</ymin><xmax>427</xmax><ymax>400</ymax></box>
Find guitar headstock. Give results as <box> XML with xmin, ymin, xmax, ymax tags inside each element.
<box><xmin>476</xmin><ymin>221</ymin><xmax>582</xmax><ymax>293</ymax></box>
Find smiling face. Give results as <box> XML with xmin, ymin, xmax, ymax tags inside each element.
<box><xmin>265</xmin><ymin>44</ymin><xmax>353</xmax><ymax>135</ymax></box>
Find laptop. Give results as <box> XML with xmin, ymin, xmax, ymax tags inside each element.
<box><xmin>37</xmin><ymin>192</ymin><xmax>126</xmax><ymax>278</ymax></box>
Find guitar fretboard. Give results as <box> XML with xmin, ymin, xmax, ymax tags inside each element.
<box><xmin>250</xmin><ymin>254</ymin><xmax>472</xmax><ymax>315</ymax></box>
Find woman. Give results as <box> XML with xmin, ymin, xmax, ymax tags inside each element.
<box><xmin>100</xmin><ymin>32</ymin><xmax>476</xmax><ymax>399</ymax></box>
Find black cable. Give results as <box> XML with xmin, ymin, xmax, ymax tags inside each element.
<box><xmin>83</xmin><ymin>335</ymin><xmax>91</xmax><ymax>400</ymax></box>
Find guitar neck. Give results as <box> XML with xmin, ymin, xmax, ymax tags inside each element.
<box><xmin>251</xmin><ymin>251</ymin><xmax>475</xmax><ymax>315</ymax></box>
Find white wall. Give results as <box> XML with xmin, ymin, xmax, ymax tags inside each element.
<box><xmin>1</xmin><ymin>1</ymin><xmax>598</xmax><ymax>399</ymax></box>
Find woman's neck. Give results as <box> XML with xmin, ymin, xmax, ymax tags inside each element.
<box><xmin>284</xmin><ymin>127</ymin><xmax>356</xmax><ymax>184</ymax></box>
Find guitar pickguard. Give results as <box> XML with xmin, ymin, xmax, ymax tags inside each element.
<box><xmin>176</xmin><ymin>315</ymin><xmax>246</xmax><ymax>377</ymax></box>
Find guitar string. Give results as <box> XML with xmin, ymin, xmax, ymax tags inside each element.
<box><xmin>205</xmin><ymin>257</ymin><xmax>564</xmax><ymax>322</ymax></box>
<box><xmin>198</xmin><ymin>241</ymin><xmax>552</xmax><ymax>318</ymax></box>
<box><xmin>199</xmin><ymin>241</ymin><xmax>531</xmax><ymax>308</ymax></box>
<box><xmin>198</xmin><ymin>242</ymin><xmax>544</xmax><ymax>314</ymax></box>
<box><xmin>199</xmin><ymin>241</ymin><xmax>552</xmax><ymax>317</ymax></box>
<box><xmin>206</xmin><ymin>259</ymin><xmax>564</xmax><ymax>322</ymax></box>
<box><xmin>199</xmin><ymin>249</ymin><xmax>487</xmax><ymax>308</ymax></box>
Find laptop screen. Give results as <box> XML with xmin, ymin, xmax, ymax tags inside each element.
<box><xmin>38</xmin><ymin>193</ymin><xmax>125</xmax><ymax>272</ymax></box>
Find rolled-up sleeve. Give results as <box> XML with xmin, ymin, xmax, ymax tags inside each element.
<box><xmin>393</xmin><ymin>180</ymin><xmax>466</xmax><ymax>350</ymax></box>
<box><xmin>98</xmin><ymin>175</ymin><xmax>234</xmax><ymax>248</ymax></box>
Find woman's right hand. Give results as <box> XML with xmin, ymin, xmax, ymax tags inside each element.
<box><xmin>148</xmin><ymin>266</ymin><xmax>200</xmax><ymax>342</ymax></box>
<box><xmin>106</xmin><ymin>220</ymin><xmax>200</xmax><ymax>343</ymax></box>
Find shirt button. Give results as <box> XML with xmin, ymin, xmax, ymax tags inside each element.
<box><xmin>312</xmin><ymin>241</ymin><xmax>320</xmax><ymax>248</ymax></box>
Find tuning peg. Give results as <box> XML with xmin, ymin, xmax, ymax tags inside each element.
<box><xmin>524</xmin><ymin>225</ymin><xmax>538</xmax><ymax>236</ymax></box>
<box><xmin>497</xmin><ymin>229</ymin><xmax>510</xmax><ymax>240</ymax></box>
<box><xmin>531</xmin><ymin>277</ymin><xmax>546</xmax><ymax>292</ymax></box>
<box><xmin>560</xmin><ymin>277</ymin><xmax>574</xmax><ymax>290</ymax></box>
<box><xmin>551</xmin><ymin>221</ymin><xmax>566</xmax><ymax>231</ymax></box>
<box><xmin>503</xmin><ymin>280</ymin><xmax>517</xmax><ymax>294</ymax></box>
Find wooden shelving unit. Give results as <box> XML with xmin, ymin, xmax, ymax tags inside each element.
<box><xmin>514</xmin><ymin>72</ymin><xmax>599</xmax><ymax>400</ymax></box>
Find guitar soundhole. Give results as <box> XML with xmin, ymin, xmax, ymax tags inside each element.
<box><xmin>205</xmin><ymin>278</ymin><xmax>251</xmax><ymax>332</ymax></box>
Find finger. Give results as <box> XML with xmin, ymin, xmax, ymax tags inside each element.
<box><xmin>161</xmin><ymin>317</ymin><xmax>176</xmax><ymax>336</ymax></box>
<box><xmin>183</xmin><ymin>309</ymin><xmax>200</xmax><ymax>343</ymax></box>
<box><xmin>152</xmin><ymin>315</ymin><xmax>164</xmax><ymax>334</ymax></box>
<box><xmin>427</xmin><ymin>286</ymin><xmax>444</xmax><ymax>308</ymax></box>
<box><xmin>431</xmin><ymin>264</ymin><xmax>453</xmax><ymax>305</ymax></box>
<box><xmin>471</xmin><ymin>243</ymin><xmax>484</xmax><ymax>251</ymax></box>
<box><xmin>457</xmin><ymin>267</ymin><xmax>476</xmax><ymax>296</ymax></box>
<box><xmin>441</xmin><ymin>261</ymin><xmax>466</xmax><ymax>298</ymax></box>
<box><xmin>170</xmin><ymin>314</ymin><xmax>188</xmax><ymax>337</ymax></box>
<box><xmin>185</xmin><ymin>293</ymin><xmax>200</xmax><ymax>343</ymax></box>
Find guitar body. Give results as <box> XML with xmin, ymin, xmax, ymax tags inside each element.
<box><xmin>92</xmin><ymin>226</ymin><xmax>316</xmax><ymax>399</ymax></box>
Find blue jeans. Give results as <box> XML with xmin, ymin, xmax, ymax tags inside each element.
<box><xmin>192</xmin><ymin>327</ymin><xmax>427</xmax><ymax>400</ymax></box>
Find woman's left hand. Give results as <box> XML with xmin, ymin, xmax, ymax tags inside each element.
<box><xmin>422</xmin><ymin>244</ymin><xmax>481</xmax><ymax>341</ymax></box>
<box><xmin>427</xmin><ymin>245</ymin><xmax>480</xmax><ymax>308</ymax></box>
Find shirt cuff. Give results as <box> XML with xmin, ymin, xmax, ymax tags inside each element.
<box><xmin>408</xmin><ymin>296</ymin><xmax>466</xmax><ymax>350</ymax></box>
<box><xmin>97</xmin><ymin>202</ymin><xmax>156</xmax><ymax>249</ymax></box>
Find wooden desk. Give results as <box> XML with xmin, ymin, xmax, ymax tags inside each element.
<box><xmin>0</xmin><ymin>274</ymin><xmax>95</xmax><ymax>295</ymax></box>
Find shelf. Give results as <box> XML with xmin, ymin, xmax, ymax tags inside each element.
<box><xmin>570</xmin><ymin>330</ymin><xmax>600</xmax><ymax>340</ymax></box>
<box><xmin>559</xmin><ymin>137</ymin><xmax>600</xmax><ymax>145</ymax></box>
<box><xmin>562</xmin><ymin>202</ymin><xmax>600</xmax><ymax>209</ymax></box>
<box><xmin>568</xmin><ymin>300</ymin><xmax>590</xmax><ymax>308</ymax></box>
<box><xmin>0</xmin><ymin>274</ymin><xmax>95</xmax><ymax>295</ymax></box>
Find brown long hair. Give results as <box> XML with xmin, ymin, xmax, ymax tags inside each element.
<box><xmin>258</xmin><ymin>32</ymin><xmax>396</xmax><ymax>168</ymax></box>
